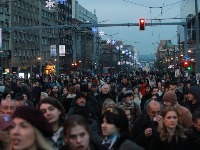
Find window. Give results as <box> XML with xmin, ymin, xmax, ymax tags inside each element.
<box><xmin>14</xmin><ymin>31</ymin><xmax>17</xmax><ymax>39</ymax></box>
<box><xmin>14</xmin><ymin>15</ymin><xmax>17</xmax><ymax>23</ymax></box>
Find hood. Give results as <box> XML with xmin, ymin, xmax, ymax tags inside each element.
<box><xmin>188</xmin><ymin>86</ymin><xmax>200</xmax><ymax>100</ymax></box>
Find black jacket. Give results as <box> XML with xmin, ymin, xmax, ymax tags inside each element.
<box><xmin>131</xmin><ymin>115</ymin><xmax>158</xmax><ymax>150</ymax></box>
<box><xmin>59</xmin><ymin>140</ymin><xmax>107</xmax><ymax>150</ymax></box>
<box><xmin>185</xmin><ymin>127</ymin><xmax>200</xmax><ymax>150</ymax></box>
<box><xmin>149</xmin><ymin>134</ymin><xmax>187</xmax><ymax>150</ymax></box>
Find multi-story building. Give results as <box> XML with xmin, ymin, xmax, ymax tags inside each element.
<box><xmin>177</xmin><ymin>1</ymin><xmax>200</xmax><ymax>62</ymax></box>
<box><xmin>72</xmin><ymin>0</ymin><xmax>98</xmax><ymax>73</ymax></box>
<box><xmin>0</xmin><ymin>0</ymin><xmax>72</xmax><ymax>77</ymax></box>
<box><xmin>156</xmin><ymin>40</ymin><xmax>179</xmax><ymax>71</ymax></box>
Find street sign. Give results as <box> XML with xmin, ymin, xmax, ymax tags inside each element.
<box><xmin>184</xmin><ymin>55</ymin><xmax>190</xmax><ymax>60</ymax></box>
<box><xmin>0</xmin><ymin>50</ymin><xmax>11</xmax><ymax>58</ymax></box>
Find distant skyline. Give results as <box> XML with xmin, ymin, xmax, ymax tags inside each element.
<box><xmin>77</xmin><ymin>0</ymin><xmax>182</xmax><ymax>55</ymax></box>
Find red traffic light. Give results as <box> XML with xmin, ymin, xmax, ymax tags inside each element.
<box><xmin>139</xmin><ymin>18</ymin><xmax>145</xmax><ymax>30</ymax></box>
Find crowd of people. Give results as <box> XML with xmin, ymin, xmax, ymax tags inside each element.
<box><xmin>0</xmin><ymin>72</ymin><xmax>200</xmax><ymax>150</ymax></box>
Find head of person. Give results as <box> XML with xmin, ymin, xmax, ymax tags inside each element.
<box><xmin>192</xmin><ymin>111</ymin><xmax>200</xmax><ymax>132</ymax></box>
<box><xmin>121</xmin><ymin>87</ymin><xmax>127</xmax><ymax>93</ymax></box>
<box><xmin>102</xmin><ymin>99</ymin><xmax>116</xmax><ymax>114</ymax></box>
<box><xmin>146</xmin><ymin>101</ymin><xmax>161</xmax><ymax>120</ymax></box>
<box><xmin>68</xmin><ymin>86</ymin><xmax>76</xmax><ymax>94</ymax></box>
<box><xmin>164</xmin><ymin>81</ymin><xmax>177</xmax><ymax>93</ymax></box>
<box><xmin>123</xmin><ymin>90</ymin><xmax>133</xmax><ymax>104</ymax></box>
<box><xmin>101</xmin><ymin>84</ymin><xmax>110</xmax><ymax>94</ymax></box>
<box><xmin>150</xmin><ymin>93</ymin><xmax>160</xmax><ymax>102</ymax></box>
<box><xmin>0</xmin><ymin>99</ymin><xmax>16</xmax><ymax>116</ymax></box>
<box><xmin>74</xmin><ymin>93</ymin><xmax>86</xmax><ymax>107</ymax></box>
<box><xmin>63</xmin><ymin>115</ymin><xmax>91</xmax><ymax>150</ymax></box>
<box><xmin>162</xmin><ymin>91</ymin><xmax>177</xmax><ymax>107</ymax></box>
<box><xmin>124</xmin><ymin>108</ymin><xmax>131</xmax><ymax>122</ymax></box>
<box><xmin>10</xmin><ymin>106</ymin><xmax>53</xmax><ymax>150</ymax></box>
<box><xmin>62</xmin><ymin>87</ymin><xmax>68</xmax><ymax>95</ymax></box>
<box><xmin>133</xmin><ymin>86</ymin><xmax>139</xmax><ymax>95</ymax></box>
<box><xmin>187</xmin><ymin>86</ymin><xmax>200</xmax><ymax>104</ymax></box>
<box><xmin>101</xmin><ymin>107</ymin><xmax>129</xmax><ymax>147</ymax></box>
<box><xmin>35</xmin><ymin>81</ymin><xmax>40</xmax><ymax>87</ymax></box>
<box><xmin>151</xmin><ymin>87</ymin><xmax>159</xmax><ymax>95</ymax></box>
<box><xmin>22</xmin><ymin>93</ymin><xmax>30</xmax><ymax>102</ymax></box>
<box><xmin>90</xmin><ymin>83</ymin><xmax>97</xmax><ymax>92</ymax></box>
<box><xmin>145</xmin><ymin>85</ymin><xmax>151</xmax><ymax>93</ymax></box>
<box><xmin>40</xmin><ymin>92</ymin><xmax>48</xmax><ymax>100</ymax></box>
<box><xmin>2</xmin><ymin>93</ymin><xmax>12</xmax><ymax>100</ymax></box>
<box><xmin>0</xmin><ymin>114</ymin><xmax>13</xmax><ymax>144</ymax></box>
<box><xmin>162</xmin><ymin>106</ymin><xmax>179</xmax><ymax>129</ymax></box>
<box><xmin>160</xmin><ymin>106</ymin><xmax>186</xmax><ymax>142</ymax></box>
<box><xmin>14</xmin><ymin>93</ymin><xmax>25</xmax><ymax>107</ymax></box>
<box><xmin>52</xmin><ymin>85</ymin><xmax>59</xmax><ymax>94</ymax></box>
<box><xmin>122</xmin><ymin>76</ymin><xmax>128</xmax><ymax>84</ymax></box>
<box><xmin>38</xmin><ymin>97</ymin><xmax>66</xmax><ymax>127</ymax></box>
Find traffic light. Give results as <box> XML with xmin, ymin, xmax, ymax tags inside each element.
<box><xmin>139</xmin><ymin>18</ymin><xmax>145</xmax><ymax>30</ymax></box>
<box><xmin>183</xmin><ymin>60</ymin><xmax>191</xmax><ymax>71</ymax></box>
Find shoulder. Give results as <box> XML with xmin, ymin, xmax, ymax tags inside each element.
<box><xmin>177</xmin><ymin>105</ymin><xmax>191</xmax><ymax>115</ymax></box>
<box><xmin>119</xmin><ymin>140</ymin><xmax>144</xmax><ymax>150</ymax></box>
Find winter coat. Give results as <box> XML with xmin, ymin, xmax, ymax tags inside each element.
<box><xmin>67</xmin><ymin>103</ymin><xmax>99</xmax><ymax>124</ymax></box>
<box><xmin>184</xmin><ymin>100</ymin><xmax>200</xmax><ymax>114</ymax></box>
<box><xmin>185</xmin><ymin>127</ymin><xmax>200</xmax><ymax>150</ymax></box>
<box><xmin>96</xmin><ymin>93</ymin><xmax>113</xmax><ymax>116</ymax></box>
<box><xmin>149</xmin><ymin>134</ymin><xmax>187</xmax><ymax>150</ymax></box>
<box><xmin>176</xmin><ymin>104</ymin><xmax>193</xmax><ymax>128</ymax></box>
<box><xmin>131</xmin><ymin>115</ymin><xmax>158</xmax><ymax>150</ymax></box>
<box><xmin>59</xmin><ymin>140</ymin><xmax>107</xmax><ymax>150</ymax></box>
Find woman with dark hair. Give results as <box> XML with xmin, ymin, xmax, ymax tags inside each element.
<box><xmin>149</xmin><ymin>106</ymin><xmax>187</xmax><ymax>150</ymax></box>
<box><xmin>60</xmin><ymin>114</ymin><xmax>106</xmax><ymax>150</ymax></box>
<box><xmin>38</xmin><ymin>97</ymin><xmax>66</xmax><ymax>150</ymax></box>
<box><xmin>101</xmin><ymin>107</ymin><xmax>144</xmax><ymax>150</ymax></box>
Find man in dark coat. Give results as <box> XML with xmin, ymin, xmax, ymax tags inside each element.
<box><xmin>184</xmin><ymin>86</ymin><xmax>200</xmax><ymax>114</ymax></box>
<box><xmin>95</xmin><ymin>84</ymin><xmax>113</xmax><ymax>117</ymax></box>
<box><xmin>117</xmin><ymin>76</ymin><xmax>132</xmax><ymax>93</ymax></box>
<box><xmin>131</xmin><ymin>101</ymin><xmax>161</xmax><ymax>150</ymax></box>
<box><xmin>68</xmin><ymin>93</ymin><xmax>99</xmax><ymax>124</ymax></box>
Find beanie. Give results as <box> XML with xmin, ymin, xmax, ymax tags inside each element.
<box><xmin>162</xmin><ymin>91</ymin><xmax>177</xmax><ymax>104</ymax></box>
<box><xmin>124</xmin><ymin>90</ymin><xmax>133</xmax><ymax>98</ymax></box>
<box><xmin>74</xmin><ymin>92</ymin><xmax>86</xmax><ymax>101</ymax></box>
<box><xmin>12</xmin><ymin>106</ymin><xmax>53</xmax><ymax>137</ymax></box>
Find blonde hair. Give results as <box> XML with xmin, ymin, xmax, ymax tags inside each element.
<box><xmin>8</xmin><ymin>128</ymin><xmax>54</xmax><ymax>150</ymax></box>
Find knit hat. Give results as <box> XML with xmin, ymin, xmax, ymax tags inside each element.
<box><xmin>187</xmin><ymin>86</ymin><xmax>200</xmax><ymax>100</ymax></box>
<box><xmin>74</xmin><ymin>92</ymin><xmax>86</xmax><ymax>101</ymax></box>
<box><xmin>162</xmin><ymin>91</ymin><xmax>177</xmax><ymax>104</ymax></box>
<box><xmin>124</xmin><ymin>90</ymin><xmax>133</xmax><ymax>98</ymax></box>
<box><xmin>0</xmin><ymin>114</ymin><xmax>12</xmax><ymax>130</ymax></box>
<box><xmin>12</xmin><ymin>106</ymin><xmax>53</xmax><ymax>137</ymax></box>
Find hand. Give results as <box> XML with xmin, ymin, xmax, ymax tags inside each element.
<box><xmin>144</xmin><ymin>128</ymin><xmax>152</xmax><ymax>137</ymax></box>
<box><xmin>154</xmin><ymin>115</ymin><xmax>163</xmax><ymax>124</ymax></box>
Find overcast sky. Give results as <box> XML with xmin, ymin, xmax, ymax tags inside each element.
<box><xmin>76</xmin><ymin>0</ymin><xmax>182</xmax><ymax>55</ymax></box>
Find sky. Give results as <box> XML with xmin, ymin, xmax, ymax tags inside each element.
<box><xmin>76</xmin><ymin>0</ymin><xmax>182</xmax><ymax>55</ymax></box>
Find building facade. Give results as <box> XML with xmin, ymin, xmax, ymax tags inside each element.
<box><xmin>0</xmin><ymin>0</ymin><xmax>72</xmax><ymax>77</ymax></box>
